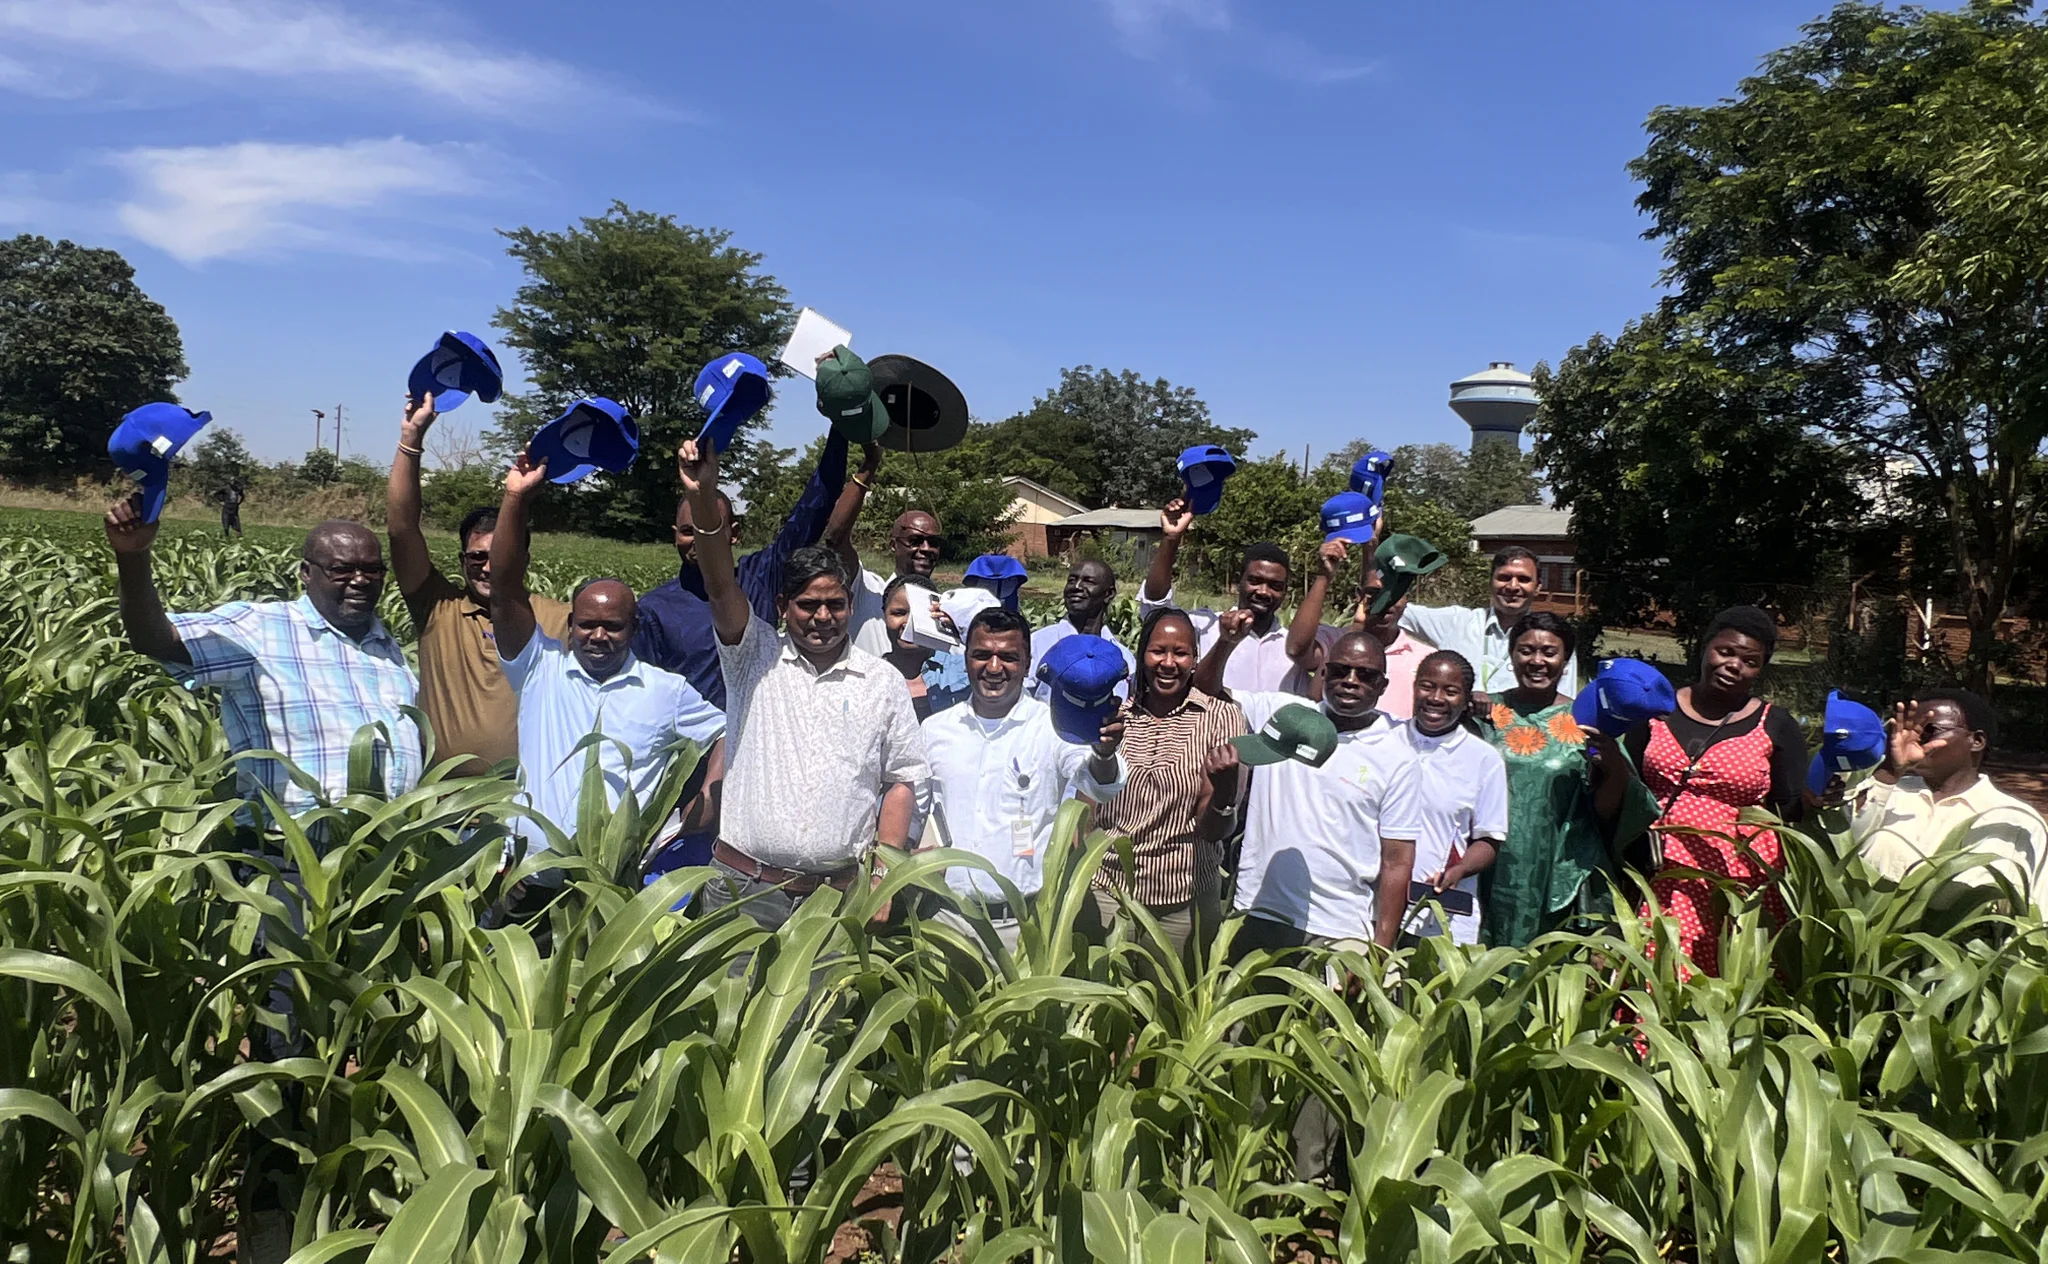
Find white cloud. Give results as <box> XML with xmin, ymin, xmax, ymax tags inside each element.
<box><xmin>1089</xmin><ymin>0</ymin><xmax>1373</xmax><ymax>88</ymax></box>
<box><xmin>0</xmin><ymin>0</ymin><xmax>661</xmax><ymax>119</ymax></box>
<box><xmin>108</xmin><ymin>138</ymin><xmax>488</xmax><ymax>263</ymax></box>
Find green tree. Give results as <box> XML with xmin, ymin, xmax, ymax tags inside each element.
<box><xmin>491</xmin><ymin>204</ymin><xmax>792</xmax><ymax>540</ymax></box>
<box><xmin>1614</xmin><ymin>0</ymin><xmax>2048</xmax><ymax>687</ymax></box>
<box><xmin>0</xmin><ymin>234</ymin><xmax>186</xmax><ymax>476</ymax></box>
<box><xmin>1371</xmin><ymin>442</ymin><xmax>1541</xmax><ymax>520</ymax></box>
<box><xmin>1534</xmin><ymin>314</ymin><xmax>1863</xmax><ymax>641</ymax></box>
<box><xmin>299</xmin><ymin>447</ymin><xmax>340</xmax><ymax>487</ymax></box>
<box><xmin>182</xmin><ymin>428</ymin><xmax>253</xmax><ymax>503</ymax></box>
<box><xmin>982</xmin><ymin>367</ymin><xmax>1255</xmax><ymax>508</ymax></box>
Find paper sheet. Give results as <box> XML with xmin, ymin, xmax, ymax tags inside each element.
<box><xmin>778</xmin><ymin>308</ymin><xmax>852</xmax><ymax>381</ymax></box>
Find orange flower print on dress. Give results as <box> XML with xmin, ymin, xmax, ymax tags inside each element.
<box><xmin>1547</xmin><ymin>711</ymin><xmax>1587</xmax><ymax>745</ymax></box>
<box><xmin>1491</xmin><ymin>702</ymin><xmax>1516</xmax><ymax>730</ymax></box>
<box><xmin>1501</xmin><ymin>724</ymin><xmax>1548</xmax><ymax>757</ymax></box>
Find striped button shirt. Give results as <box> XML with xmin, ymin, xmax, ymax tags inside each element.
<box><xmin>1092</xmin><ymin>688</ymin><xmax>1249</xmax><ymax>907</ymax></box>
<box><xmin>167</xmin><ymin>595</ymin><xmax>422</xmax><ymax>816</ymax></box>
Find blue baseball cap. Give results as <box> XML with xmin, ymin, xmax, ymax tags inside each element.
<box><xmin>1177</xmin><ymin>445</ymin><xmax>1237</xmax><ymax>515</ymax></box>
<box><xmin>1570</xmin><ymin>657</ymin><xmax>1677</xmax><ymax>737</ymax></box>
<box><xmin>963</xmin><ymin>553</ymin><xmax>1028</xmax><ymax>610</ymax></box>
<box><xmin>528</xmin><ymin>398</ymin><xmax>639</xmax><ymax>485</ymax></box>
<box><xmin>1807</xmin><ymin>690</ymin><xmax>1886</xmax><ymax>794</ymax></box>
<box><xmin>1348</xmin><ymin>449</ymin><xmax>1394</xmax><ymax>495</ymax></box>
<box><xmin>694</xmin><ymin>352</ymin><xmax>772</xmax><ymax>454</ymax></box>
<box><xmin>108</xmin><ymin>403</ymin><xmax>210</xmax><ymax>523</ymax></box>
<box><xmin>1320</xmin><ymin>491</ymin><xmax>1378</xmax><ymax>544</ymax></box>
<box><xmin>407</xmin><ymin>331</ymin><xmax>502</xmax><ymax>413</ymax></box>
<box><xmin>1038</xmin><ymin>635</ymin><xmax>1129</xmax><ymax>745</ymax></box>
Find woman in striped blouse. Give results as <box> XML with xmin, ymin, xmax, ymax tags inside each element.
<box><xmin>1089</xmin><ymin>606</ymin><xmax>1250</xmax><ymax>965</ymax></box>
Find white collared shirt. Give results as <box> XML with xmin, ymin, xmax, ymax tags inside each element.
<box><xmin>1024</xmin><ymin>619</ymin><xmax>1137</xmax><ymax>702</ymax></box>
<box><xmin>920</xmin><ymin>696</ymin><xmax>1125</xmax><ymax>899</ymax></box>
<box><xmin>1394</xmin><ymin>719</ymin><xmax>1509</xmax><ymax>944</ymax></box>
<box><xmin>1853</xmin><ymin>773</ymin><xmax>2048</xmax><ymax>913</ymax></box>
<box><xmin>718</xmin><ymin>615</ymin><xmax>930</xmax><ymax>870</ymax></box>
<box><xmin>1230</xmin><ymin>692</ymin><xmax>1424</xmax><ymax>939</ymax></box>
<box><xmin>1400</xmin><ymin>602</ymin><xmax>1577</xmax><ymax>698</ymax></box>
<box><xmin>1139</xmin><ymin>586</ymin><xmax>1317</xmax><ymax>695</ymax></box>
<box><xmin>500</xmin><ymin>633</ymin><xmax>725</xmax><ymax>863</ymax></box>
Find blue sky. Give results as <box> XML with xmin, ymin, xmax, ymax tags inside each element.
<box><xmin>1</xmin><ymin>0</ymin><xmax>1834</xmax><ymax>473</ymax></box>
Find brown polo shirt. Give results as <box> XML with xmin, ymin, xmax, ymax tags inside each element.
<box><xmin>405</xmin><ymin>571</ymin><xmax>568</xmax><ymax>775</ymax></box>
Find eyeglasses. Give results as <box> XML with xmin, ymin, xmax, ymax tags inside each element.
<box><xmin>312</xmin><ymin>562</ymin><xmax>387</xmax><ymax>582</ymax></box>
<box><xmin>898</xmin><ymin>533</ymin><xmax>942</xmax><ymax>550</ymax></box>
<box><xmin>1324</xmin><ymin>663</ymin><xmax>1387</xmax><ymax>686</ymax></box>
<box><xmin>1919</xmin><ymin>724</ymin><xmax>1972</xmax><ymax>742</ymax></box>
<box><xmin>461</xmin><ymin>550</ymin><xmax>491</xmax><ymax>565</ymax></box>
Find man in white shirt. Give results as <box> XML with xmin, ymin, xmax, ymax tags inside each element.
<box><xmin>1141</xmin><ymin>497</ymin><xmax>1319</xmax><ymax>695</ymax></box>
<box><xmin>921</xmin><ymin>607</ymin><xmax>1126</xmax><ymax>953</ymax></box>
<box><xmin>1026</xmin><ymin>559</ymin><xmax>1136</xmax><ymax>701</ymax></box>
<box><xmin>677</xmin><ymin>439</ymin><xmax>929</xmax><ymax>933</ymax></box>
<box><xmin>489</xmin><ymin>454</ymin><xmax>727</xmax><ymax>926</ymax></box>
<box><xmin>1400</xmin><ymin>545</ymin><xmax>1574</xmax><ymax>701</ymax></box>
<box><xmin>1197</xmin><ymin>617</ymin><xmax>1423</xmax><ymax>952</ymax></box>
<box><xmin>848</xmin><ymin>508</ymin><xmax>944</xmax><ymax>656</ymax></box>
<box><xmin>1852</xmin><ymin>689</ymin><xmax>2047</xmax><ymax>914</ymax></box>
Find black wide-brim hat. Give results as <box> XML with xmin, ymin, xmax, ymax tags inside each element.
<box><xmin>868</xmin><ymin>355</ymin><xmax>969</xmax><ymax>453</ymax></box>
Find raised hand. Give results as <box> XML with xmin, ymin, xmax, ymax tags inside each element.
<box><xmin>676</xmin><ymin>438</ymin><xmax>717</xmax><ymax>498</ymax></box>
<box><xmin>505</xmin><ymin>451</ymin><xmax>551</xmax><ymax>499</ymax></box>
<box><xmin>1159</xmin><ymin>496</ymin><xmax>1194</xmax><ymax>539</ymax></box>
<box><xmin>1317</xmin><ymin>538</ymin><xmax>1349</xmax><ymax>581</ymax></box>
<box><xmin>402</xmin><ymin>392</ymin><xmax>437</xmax><ymax>445</ymax></box>
<box><xmin>1202</xmin><ymin>740</ymin><xmax>1241</xmax><ymax>787</ymax></box>
<box><xmin>104</xmin><ymin>492</ymin><xmax>159</xmax><ymax>556</ymax></box>
<box><xmin>1217</xmin><ymin>606</ymin><xmax>1255</xmax><ymax>644</ymax></box>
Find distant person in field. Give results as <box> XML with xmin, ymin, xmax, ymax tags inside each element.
<box><xmin>676</xmin><ymin>437</ymin><xmax>928</xmax><ymax>936</ymax></box>
<box><xmin>1850</xmin><ymin>689</ymin><xmax>2047</xmax><ymax>916</ymax></box>
<box><xmin>1141</xmin><ymin>497</ymin><xmax>1320</xmax><ymax>695</ymax></box>
<box><xmin>1025</xmin><ymin>559</ymin><xmax>1137</xmax><ymax>702</ymax></box>
<box><xmin>1401</xmin><ymin>545</ymin><xmax>1573</xmax><ymax>701</ymax></box>
<box><xmin>387</xmin><ymin>392</ymin><xmax>567</xmax><ymax>777</ymax></box>
<box><xmin>105</xmin><ymin>495</ymin><xmax>420</xmax><ymax>813</ymax></box>
<box><xmin>485</xmin><ymin>450</ymin><xmax>727</xmax><ymax>933</ymax></box>
<box><xmin>218</xmin><ymin>479</ymin><xmax>244</xmax><ymax>538</ymax></box>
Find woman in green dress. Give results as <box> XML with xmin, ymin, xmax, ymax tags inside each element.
<box><xmin>1480</xmin><ymin>612</ymin><xmax>1658</xmax><ymax>948</ymax></box>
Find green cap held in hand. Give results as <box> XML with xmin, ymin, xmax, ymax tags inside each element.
<box><xmin>1369</xmin><ymin>532</ymin><xmax>1447</xmax><ymax>617</ymax></box>
<box><xmin>814</xmin><ymin>345</ymin><xmax>890</xmax><ymax>444</ymax></box>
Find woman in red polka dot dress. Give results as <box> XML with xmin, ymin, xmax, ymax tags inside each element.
<box><xmin>1621</xmin><ymin>607</ymin><xmax>1809</xmax><ymax>975</ymax></box>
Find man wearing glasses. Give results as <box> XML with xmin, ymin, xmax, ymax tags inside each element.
<box><xmin>849</xmin><ymin>509</ymin><xmax>946</xmax><ymax>656</ymax></box>
<box><xmin>388</xmin><ymin>394</ymin><xmax>566</xmax><ymax>775</ymax></box>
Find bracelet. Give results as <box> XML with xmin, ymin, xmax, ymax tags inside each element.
<box><xmin>397</xmin><ymin>443</ymin><xmax>424</xmax><ymax>457</ymax></box>
<box><xmin>694</xmin><ymin>513</ymin><xmax>727</xmax><ymax>538</ymax></box>
<box><xmin>852</xmin><ymin>474</ymin><xmax>874</xmax><ymax>491</ymax></box>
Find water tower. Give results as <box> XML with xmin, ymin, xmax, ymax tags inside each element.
<box><xmin>1449</xmin><ymin>361</ymin><xmax>1538</xmax><ymax>451</ymax></box>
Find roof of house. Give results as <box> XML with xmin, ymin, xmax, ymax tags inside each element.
<box><xmin>1055</xmin><ymin>507</ymin><xmax>1162</xmax><ymax>530</ymax></box>
<box><xmin>1000</xmin><ymin>474</ymin><xmax>1088</xmax><ymax>515</ymax></box>
<box><xmin>1469</xmin><ymin>504</ymin><xmax>1573</xmax><ymax>538</ymax></box>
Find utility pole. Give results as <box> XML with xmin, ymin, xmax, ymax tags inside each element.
<box><xmin>311</xmin><ymin>408</ymin><xmax>324</xmax><ymax>454</ymax></box>
<box><xmin>333</xmin><ymin>404</ymin><xmax>344</xmax><ymax>457</ymax></box>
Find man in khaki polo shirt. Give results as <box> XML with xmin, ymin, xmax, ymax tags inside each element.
<box><xmin>388</xmin><ymin>394</ymin><xmax>567</xmax><ymax>774</ymax></box>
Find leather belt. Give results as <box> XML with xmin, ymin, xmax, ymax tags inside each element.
<box><xmin>712</xmin><ymin>840</ymin><xmax>857</xmax><ymax>895</ymax></box>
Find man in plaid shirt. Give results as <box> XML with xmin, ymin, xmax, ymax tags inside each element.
<box><xmin>104</xmin><ymin>494</ymin><xmax>422</xmax><ymax>813</ymax></box>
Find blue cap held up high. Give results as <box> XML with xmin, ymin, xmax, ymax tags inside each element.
<box><xmin>1807</xmin><ymin>690</ymin><xmax>1887</xmax><ymax>794</ymax></box>
<box><xmin>108</xmin><ymin>403</ymin><xmax>210</xmax><ymax>523</ymax></box>
<box><xmin>1038</xmin><ymin>635</ymin><xmax>1129</xmax><ymax>745</ymax></box>
<box><xmin>695</xmin><ymin>352</ymin><xmax>772</xmax><ymax>454</ymax></box>
<box><xmin>408</xmin><ymin>331</ymin><xmax>502</xmax><ymax>413</ymax></box>
<box><xmin>528</xmin><ymin>398</ymin><xmax>639</xmax><ymax>485</ymax></box>
<box><xmin>1176</xmin><ymin>445</ymin><xmax>1237</xmax><ymax>515</ymax></box>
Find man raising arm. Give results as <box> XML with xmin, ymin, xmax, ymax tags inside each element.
<box><xmin>677</xmin><ymin>439</ymin><xmax>929</xmax><ymax>934</ymax></box>
<box><xmin>1400</xmin><ymin>545</ymin><xmax>1569</xmax><ymax>702</ymax></box>
<box><xmin>1142</xmin><ymin>496</ymin><xmax>1318</xmax><ymax>695</ymax></box>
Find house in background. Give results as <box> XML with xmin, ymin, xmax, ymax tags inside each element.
<box><xmin>1047</xmin><ymin>507</ymin><xmax>1163</xmax><ymax>575</ymax></box>
<box><xmin>1470</xmin><ymin>504</ymin><xmax>1580</xmax><ymax>612</ymax></box>
<box><xmin>1002</xmin><ymin>476</ymin><xmax>1089</xmax><ymax>558</ymax></box>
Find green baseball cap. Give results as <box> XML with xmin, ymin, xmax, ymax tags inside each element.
<box><xmin>814</xmin><ymin>345</ymin><xmax>890</xmax><ymax>443</ymax></box>
<box><xmin>1229</xmin><ymin>702</ymin><xmax>1339</xmax><ymax>768</ymax></box>
<box><xmin>1369</xmin><ymin>532</ymin><xmax>1447</xmax><ymax>617</ymax></box>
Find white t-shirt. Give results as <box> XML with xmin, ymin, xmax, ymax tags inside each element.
<box><xmin>849</xmin><ymin>567</ymin><xmax>895</xmax><ymax>657</ymax></box>
<box><xmin>1393</xmin><ymin>720</ymin><xmax>1509</xmax><ymax>944</ymax></box>
<box><xmin>1231</xmin><ymin>691</ymin><xmax>1424</xmax><ymax>940</ymax></box>
<box><xmin>1138</xmin><ymin>586</ymin><xmax>1323</xmax><ymax>696</ymax></box>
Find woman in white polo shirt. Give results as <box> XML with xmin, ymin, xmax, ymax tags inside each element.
<box><xmin>1396</xmin><ymin>650</ymin><xmax>1508</xmax><ymax>944</ymax></box>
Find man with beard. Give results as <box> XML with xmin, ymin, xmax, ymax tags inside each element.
<box><xmin>1026</xmin><ymin>559</ymin><xmax>1136</xmax><ymax>701</ymax></box>
<box><xmin>920</xmin><ymin>607</ymin><xmax>1126</xmax><ymax>952</ymax></box>
<box><xmin>677</xmin><ymin>438</ymin><xmax>929</xmax><ymax>932</ymax></box>
<box><xmin>389</xmin><ymin>392</ymin><xmax>568</xmax><ymax>775</ymax></box>
<box><xmin>849</xmin><ymin>508</ymin><xmax>946</xmax><ymax>656</ymax></box>
<box><xmin>1401</xmin><ymin>545</ymin><xmax>1572</xmax><ymax>702</ymax></box>
<box><xmin>1284</xmin><ymin>540</ymin><xmax>1435</xmax><ymax>721</ymax></box>
<box><xmin>635</xmin><ymin>431</ymin><xmax>871</xmax><ymax>709</ymax></box>
<box><xmin>1196</xmin><ymin>619</ymin><xmax>1423</xmax><ymax>953</ymax></box>
<box><xmin>1141</xmin><ymin>497</ymin><xmax>1319</xmax><ymax>694</ymax></box>
<box><xmin>489</xmin><ymin>452</ymin><xmax>727</xmax><ymax>914</ymax></box>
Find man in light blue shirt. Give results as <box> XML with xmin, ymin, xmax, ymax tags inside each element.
<box><xmin>1025</xmin><ymin>559</ymin><xmax>1136</xmax><ymax>702</ymax></box>
<box><xmin>1400</xmin><ymin>545</ymin><xmax>1576</xmax><ymax>701</ymax></box>
<box><xmin>491</xmin><ymin>454</ymin><xmax>727</xmax><ymax>913</ymax></box>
